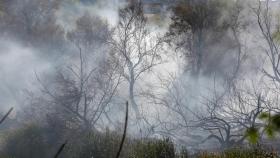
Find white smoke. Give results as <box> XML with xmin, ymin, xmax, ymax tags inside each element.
<box><xmin>0</xmin><ymin>39</ymin><xmax>53</xmax><ymax>111</ymax></box>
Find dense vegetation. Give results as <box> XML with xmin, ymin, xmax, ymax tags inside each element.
<box><xmin>0</xmin><ymin>124</ymin><xmax>279</xmax><ymax>158</ymax></box>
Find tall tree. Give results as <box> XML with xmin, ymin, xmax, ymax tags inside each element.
<box><xmin>110</xmin><ymin>2</ymin><xmax>163</xmax><ymax>118</ymax></box>
<box><xmin>247</xmin><ymin>0</ymin><xmax>280</xmax><ymax>143</ymax></box>
<box><xmin>168</xmin><ymin>0</ymin><xmax>244</xmax><ymax>79</ymax></box>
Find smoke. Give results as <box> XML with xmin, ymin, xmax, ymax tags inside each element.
<box><xmin>0</xmin><ymin>39</ymin><xmax>53</xmax><ymax>111</ymax></box>
<box><xmin>1</xmin><ymin>0</ymin><xmax>280</xmax><ymax>151</ymax></box>
<box><xmin>56</xmin><ymin>0</ymin><xmax>125</xmax><ymax>30</ymax></box>
<box><xmin>0</xmin><ymin>0</ymin><xmax>121</xmax><ymax>111</ymax></box>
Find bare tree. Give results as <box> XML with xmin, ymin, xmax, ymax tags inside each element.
<box><xmin>145</xmin><ymin>1</ymin><xmax>248</xmax><ymax>148</ymax></box>
<box><xmin>252</xmin><ymin>1</ymin><xmax>280</xmax><ymax>138</ymax></box>
<box><xmin>110</xmin><ymin>2</ymin><xmax>163</xmax><ymax>118</ymax></box>
<box><xmin>193</xmin><ymin>88</ymin><xmax>264</xmax><ymax>149</ymax></box>
<box><xmin>27</xmin><ymin>11</ymin><xmax>123</xmax><ymax>131</ymax></box>
<box><xmin>37</xmin><ymin>46</ymin><xmax>121</xmax><ymax>131</ymax></box>
<box><xmin>148</xmin><ymin>71</ymin><xmax>267</xmax><ymax>149</ymax></box>
<box><xmin>254</xmin><ymin>0</ymin><xmax>280</xmax><ymax>84</ymax></box>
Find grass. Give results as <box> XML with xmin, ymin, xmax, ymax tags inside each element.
<box><xmin>0</xmin><ymin>124</ymin><xmax>279</xmax><ymax>158</ymax></box>
<box><xmin>195</xmin><ymin>147</ymin><xmax>279</xmax><ymax>158</ymax></box>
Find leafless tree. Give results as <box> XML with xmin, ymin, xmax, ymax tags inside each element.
<box><xmin>252</xmin><ymin>1</ymin><xmax>280</xmax><ymax>123</ymax></box>
<box><xmin>254</xmin><ymin>1</ymin><xmax>280</xmax><ymax>84</ymax></box>
<box><xmin>192</xmin><ymin>88</ymin><xmax>264</xmax><ymax>149</ymax></box>
<box><xmin>110</xmin><ymin>2</ymin><xmax>163</xmax><ymax>118</ymax></box>
<box><xmin>147</xmin><ymin>71</ymin><xmax>268</xmax><ymax>149</ymax></box>
<box><xmin>36</xmin><ymin>45</ymin><xmax>121</xmax><ymax>131</ymax></box>
<box><xmin>144</xmin><ymin>1</ymin><xmax>248</xmax><ymax>148</ymax></box>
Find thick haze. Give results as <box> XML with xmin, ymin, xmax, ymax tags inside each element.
<box><xmin>1</xmin><ymin>0</ymin><xmax>280</xmax><ymax>151</ymax></box>
<box><xmin>0</xmin><ymin>0</ymin><xmax>119</xmax><ymax>111</ymax></box>
<box><xmin>0</xmin><ymin>0</ymin><xmax>268</xmax><ymax>122</ymax></box>
<box><xmin>0</xmin><ymin>0</ymin><xmax>175</xmax><ymax>113</ymax></box>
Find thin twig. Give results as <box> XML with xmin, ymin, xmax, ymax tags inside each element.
<box><xmin>115</xmin><ymin>101</ymin><xmax>129</xmax><ymax>158</ymax></box>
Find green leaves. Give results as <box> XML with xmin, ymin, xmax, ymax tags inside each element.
<box><xmin>264</xmin><ymin>124</ymin><xmax>275</xmax><ymax>139</ymax></box>
<box><xmin>246</xmin><ymin>112</ymin><xmax>280</xmax><ymax>144</ymax></box>
<box><xmin>261</xmin><ymin>113</ymin><xmax>280</xmax><ymax>139</ymax></box>
<box><xmin>273</xmin><ymin>31</ymin><xmax>280</xmax><ymax>43</ymax></box>
<box><xmin>258</xmin><ymin>112</ymin><xmax>269</xmax><ymax>120</ymax></box>
<box><xmin>245</xmin><ymin>127</ymin><xmax>259</xmax><ymax>144</ymax></box>
<box><xmin>260</xmin><ymin>112</ymin><xmax>280</xmax><ymax>131</ymax></box>
<box><xmin>271</xmin><ymin>114</ymin><xmax>280</xmax><ymax>130</ymax></box>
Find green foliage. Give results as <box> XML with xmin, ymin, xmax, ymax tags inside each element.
<box><xmin>264</xmin><ymin>124</ymin><xmax>276</xmax><ymax>139</ymax></box>
<box><xmin>271</xmin><ymin>114</ymin><xmax>280</xmax><ymax>130</ymax></box>
<box><xmin>245</xmin><ymin>127</ymin><xmax>259</xmax><ymax>144</ymax></box>
<box><xmin>260</xmin><ymin>113</ymin><xmax>280</xmax><ymax>139</ymax></box>
<box><xmin>258</xmin><ymin>112</ymin><xmax>270</xmax><ymax>120</ymax></box>
<box><xmin>273</xmin><ymin>31</ymin><xmax>280</xmax><ymax>43</ymax></box>
<box><xmin>246</xmin><ymin>112</ymin><xmax>280</xmax><ymax>143</ymax></box>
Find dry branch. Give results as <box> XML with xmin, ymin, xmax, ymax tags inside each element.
<box><xmin>115</xmin><ymin>101</ymin><xmax>129</xmax><ymax>158</ymax></box>
<box><xmin>54</xmin><ymin>140</ymin><xmax>68</xmax><ymax>158</ymax></box>
<box><xmin>0</xmin><ymin>107</ymin><xmax>13</xmax><ymax>125</ymax></box>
